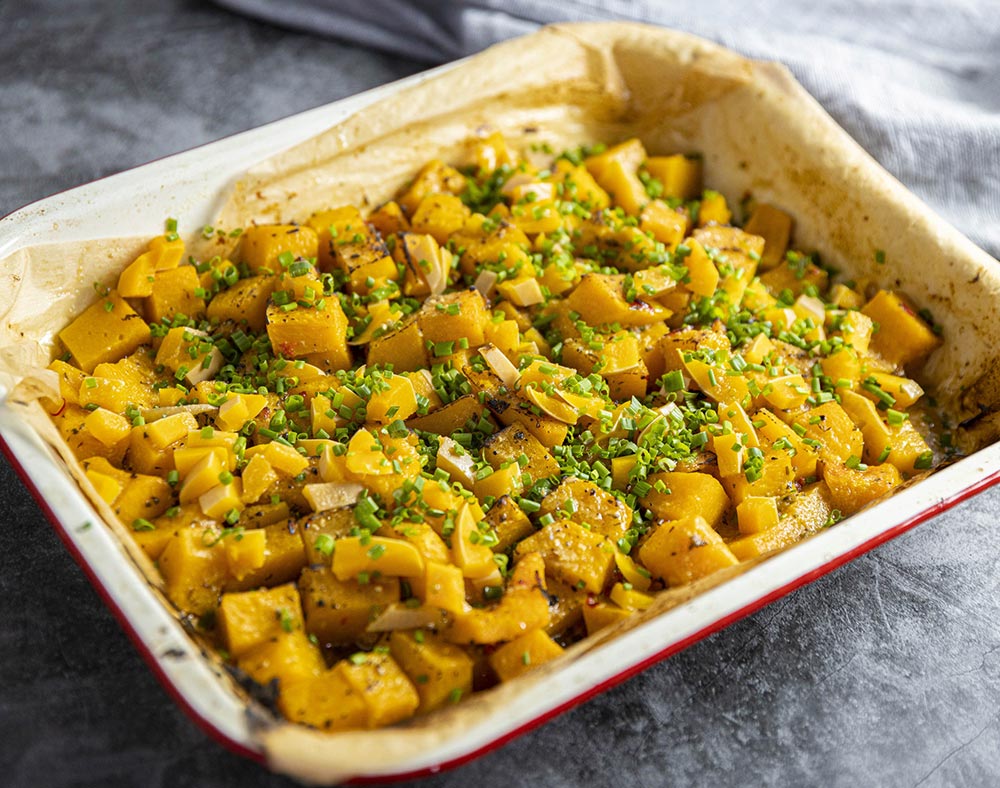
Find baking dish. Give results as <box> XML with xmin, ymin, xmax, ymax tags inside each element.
<box><xmin>2</xmin><ymin>22</ymin><xmax>999</xmax><ymax>784</ymax></box>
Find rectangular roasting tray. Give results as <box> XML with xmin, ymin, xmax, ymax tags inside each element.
<box><xmin>2</xmin><ymin>22</ymin><xmax>999</xmax><ymax>784</ymax></box>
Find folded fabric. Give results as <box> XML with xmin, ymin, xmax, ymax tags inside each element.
<box><xmin>214</xmin><ymin>0</ymin><xmax>1000</xmax><ymax>256</ymax></box>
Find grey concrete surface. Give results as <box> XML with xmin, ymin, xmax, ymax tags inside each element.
<box><xmin>1</xmin><ymin>1</ymin><xmax>999</xmax><ymax>786</ymax></box>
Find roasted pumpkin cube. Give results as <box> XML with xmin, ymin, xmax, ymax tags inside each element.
<box><xmin>83</xmin><ymin>408</ymin><xmax>131</xmax><ymax>447</ymax></box>
<box><xmin>482</xmin><ymin>425</ymin><xmax>559</xmax><ymax>479</ymax></box>
<box><xmin>637</xmin><ymin>200</ymin><xmax>687</xmax><ymax>251</ymax></box>
<box><xmin>81</xmin><ymin>456</ymin><xmax>172</xmax><ymax>526</ymax></box>
<box><xmin>58</xmin><ymin>292</ymin><xmax>151</xmax><ymax>373</ymax></box>
<box><xmin>585</xmin><ymin>138</ymin><xmax>646</xmax><ymax>183</ymax></box>
<box><xmin>418</xmin><ymin>289</ymin><xmax>489</xmax><ymax>347</ymax></box>
<box><xmin>792</xmin><ymin>402</ymin><xmax>864</xmax><ymax>466</ymax></box>
<box><xmin>549</xmin><ymin>159</ymin><xmax>610</xmax><ymax>209</ymax></box>
<box><xmin>538</xmin><ymin>478</ymin><xmax>632</xmax><ymax>539</ymax></box>
<box><xmin>241</xmin><ymin>224</ymin><xmax>319</xmax><ymax>273</ymax></box>
<box><xmin>155</xmin><ymin>326</ymin><xmax>223</xmax><ymax>386</ymax></box>
<box><xmin>278</xmin><ymin>669</ymin><xmax>368</xmax><ymax>731</ymax></box>
<box><xmin>821</xmin><ymin>346</ymin><xmax>862</xmax><ymax>388</ymax></box>
<box><xmin>565</xmin><ymin>273</ymin><xmax>669</xmax><ymax>328</ymax></box>
<box><xmin>298</xmin><ymin>567</ymin><xmax>399</xmax><ymax>646</ymax></box>
<box><xmin>206</xmin><ymin>275</ymin><xmax>277</xmax><ymax>332</ymax></box>
<box><xmin>473</xmin><ymin>463</ymin><xmax>523</xmax><ymax>503</ymax></box>
<box><xmin>869</xmin><ymin>419</ymin><xmax>934</xmax><ymax>477</ymax></box>
<box><xmin>61</xmin><ymin>406</ymin><xmax>127</xmax><ymax>464</ymax></box>
<box><xmin>117</xmin><ymin>246</ymin><xmax>157</xmax><ymax>298</ymax></box>
<box><xmin>223</xmin><ymin>519</ymin><xmax>305</xmax><ymax>591</ymax></box>
<box><xmin>592</xmin><ymin>158</ymin><xmax>647</xmax><ymax>216</ymax></box>
<box><xmin>823</xmin><ymin>461</ymin><xmax>902</xmax><ymax>515</ymax></box>
<box><xmin>754</xmin><ymin>408</ymin><xmax>819</xmax><ymax>479</ymax></box>
<box><xmin>309</xmin><ymin>206</ymin><xmax>397</xmax><ymax>293</ymax></box>
<box><xmin>637</xmin><ymin>516</ymin><xmax>738</xmax><ymax>587</ymax></box>
<box><xmin>728</xmin><ymin>482</ymin><xmax>834</xmax><ymax>560</ymax></box>
<box><xmin>397</xmin><ymin>159</ymin><xmax>466</xmax><ymax>216</ymax></box>
<box><xmin>543</xmin><ymin>577</ymin><xmax>588</xmax><ymax>637</ymax></box>
<box><xmin>736</xmin><ymin>495</ymin><xmax>780</xmax><ymax>535</ymax></box>
<box><xmin>451</xmin><ymin>215</ymin><xmax>532</xmax><ymax>278</ymax></box>
<box><xmin>697</xmin><ymin>190</ymin><xmax>731</xmax><ymax>226</ymax></box>
<box><xmin>334</xmin><ymin>652</ymin><xmax>420</xmax><ymax>728</ymax></box>
<box><xmin>47</xmin><ymin>359</ymin><xmax>87</xmax><ymax>407</ymax></box>
<box><xmin>146</xmin><ymin>265</ymin><xmax>204</xmax><ymax>324</ymax></box>
<box><xmin>862</xmin><ymin>290</ymin><xmax>941</xmax><ymax>369</ymax></box>
<box><xmin>562</xmin><ymin>331</ymin><xmax>645</xmax><ymax>400</ymax></box>
<box><xmin>464</xmin><ymin>365</ymin><xmax>568</xmax><ymax>448</ymax></box>
<box><xmin>658</xmin><ymin>327</ymin><xmax>730</xmax><ymax>375</ymax></box>
<box><xmin>722</xmin><ymin>449</ymin><xmax>796</xmax><ymax>505</ymax></box>
<box><xmin>266</xmin><ymin>300</ymin><xmax>351</xmax><ymax>370</ymax></box>
<box><xmin>406</xmin><ymin>393</ymin><xmax>483</xmax><ymax>434</ymax></box>
<box><xmin>218</xmin><ymin>583</ymin><xmax>303</xmax><ymax>658</ymax></box>
<box><xmin>863</xmin><ymin>372</ymin><xmax>924</xmax><ymax>409</ymax></box>
<box><xmin>484</xmin><ymin>495</ymin><xmax>534</xmax><ymax>553</ymax></box>
<box><xmin>445</xmin><ymin>552</ymin><xmax>551</xmax><ymax>645</ymax></box>
<box><xmin>367</xmin><ymin>200</ymin><xmax>410</xmax><ymax>236</ymax></box>
<box><xmin>410</xmin><ymin>193</ymin><xmax>471</xmax><ymax>245</ymax></box>
<box><xmin>641</xmin><ymin>471</ymin><xmax>731</xmax><ymax>528</ymax></box>
<box><xmin>367</xmin><ymin>317</ymin><xmax>428</xmax><ymax>372</ymax></box>
<box><xmin>489</xmin><ymin>629</ymin><xmax>564</xmax><ymax>682</ymax></box>
<box><xmin>514</xmin><ymin>521</ymin><xmax>615</xmax><ymax>593</ymax></box>
<box><xmin>157</xmin><ymin>527</ymin><xmax>227</xmax><ymax>615</ymax></box>
<box><xmin>644</xmin><ymin>154</ymin><xmax>702</xmax><ymax>200</ymax></box>
<box><xmin>366</xmin><ymin>374</ymin><xmax>418</xmax><ymax>424</ymax></box>
<box><xmin>298</xmin><ymin>506</ymin><xmax>355</xmax><ymax>564</ymax></box>
<box><xmin>743</xmin><ymin>203</ymin><xmax>793</xmax><ymax>269</ymax></box>
<box><xmin>389</xmin><ymin>630</ymin><xmax>474</xmax><ymax>714</ymax></box>
<box><xmin>691</xmin><ymin>225</ymin><xmax>762</xmax><ymax>305</ymax></box>
<box><xmin>828</xmin><ymin>283</ymin><xmax>866</xmax><ymax>310</ymax></box>
<box><xmin>236</xmin><ymin>630</ymin><xmax>325</xmax><ymax>688</ymax></box>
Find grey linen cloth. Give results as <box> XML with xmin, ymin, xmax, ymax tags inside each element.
<box><xmin>214</xmin><ymin>0</ymin><xmax>1000</xmax><ymax>256</ymax></box>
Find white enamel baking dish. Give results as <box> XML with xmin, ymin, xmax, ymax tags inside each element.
<box><xmin>2</xmin><ymin>23</ymin><xmax>999</xmax><ymax>784</ymax></box>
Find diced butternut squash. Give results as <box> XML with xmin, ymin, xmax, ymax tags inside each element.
<box><xmin>637</xmin><ymin>516</ymin><xmax>738</xmax><ymax>587</ymax></box>
<box><xmin>206</xmin><ymin>275</ymin><xmax>277</xmax><ymax>332</ymax></box>
<box><xmin>514</xmin><ymin>521</ymin><xmax>615</xmax><ymax>594</ymax></box>
<box><xmin>146</xmin><ymin>266</ymin><xmax>205</xmax><ymax>325</ymax></box>
<box><xmin>640</xmin><ymin>472</ymin><xmax>730</xmax><ymax>529</ymax></box>
<box><xmin>538</xmin><ymin>478</ymin><xmax>632</xmax><ymax>539</ymax></box>
<box><xmin>445</xmin><ymin>552</ymin><xmax>550</xmax><ymax>645</ymax></box>
<box><xmin>158</xmin><ymin>527</ymin><xmax>227</xmax><ymax>615</ymax></box>
<box><xmin>236</xmin><ymin>630</ymin><xmax>325</xmax><ymax>687</ymax></box>
<box><xmin>266</xmin><ymin>299</ymin><xmax>351</xmax><ymax>371</ymax></box>
<box><xmin>823</xmin><ymin>461</ymin><xmax>902</xmax><ymax>515</ymax></box>
<box><xmin>241</xmin><ymin>224</ymin><xmax>319</xmax><ymax>273</ymax></box>
<box><xmin>298</xmin><ymin>566</ymin><xmax>399</xmax><ymax>645</ymax></box>
<box><xmin>489</xmin><ymin>629</ymin><xmax>564</xmax><ymax>682</ymax></box>
<box><xmin>58</xmin><ymin>292</ymin><xmax>151</xmax><ymax>373</ymax></box>
<box><xmin>390</xmin><ymin>630</ymin><xmax>474</xmax><ymax>714</ymax></box>
<box><xmin>728</xmin><ymin>482</ymin><xmax>834</xmax><ymax>560</ymax></box>
<box><xmin>278</xmin><ymin>669</ymin><xmax>368</xmax><ymax>731</ymax></box>
<box><xmin>736</xmin><ymin>496</ymin><xmax>780</xmax><ymax>535</ymax></box>
<box><xmin>644</xmin><ymin>154</ymin><xmax>702</xmax><ymax>200</ymax></box>
<box><xmin>218</xmin><ymin>583</ymin><xmax>303</xmax><ymax>658</ymax></box>
<box><xmin>862</xmin><ymin>290</ymin><xmax>941</xmax><ymax>369</ymax></box>
<box><xmin>743</xmin><ymin>203</ymin><xmax>793</xmax><ymax>269</ymax></box>
<box><xmin>335</xmin><ymin>652</ymin><xmax>420</xmax><ymax>727</ymax></box>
